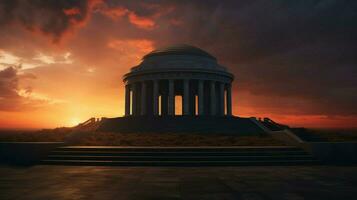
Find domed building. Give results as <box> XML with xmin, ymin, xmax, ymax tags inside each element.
<box><xmin>123</xmin><ymin>44</ymin><xmax>234</xmax><ymax>117</ymax></box>
<box><xmin>98</xmin><ymin>44</ymin><xmax>266</xmax><ymax>135</ymax></box>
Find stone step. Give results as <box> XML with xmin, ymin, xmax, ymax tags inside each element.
<box><xmin>56</xmin><ymin>146</ymin><xmax>301</xmax><ymax>152</ymax></box>
<box><xmin>42</xmin><ymin>146</ymin><xmax>320</xmax><ymax>166</ymax></box>
<box><xmin>50</xmin><ymin>150</ymin><xmax>309</xmax><ymax>156</ymax></box>
<box><xmin>47</xmin><ymin>155</ymin><xmax>315</xmax><ymax>161</ymax></box>
<box><xmin>40</xmin><ymin>159</ymin><xmax>321</xmax><ymax>166</ymax></box>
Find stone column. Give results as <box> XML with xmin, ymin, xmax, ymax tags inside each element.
<box><xmin>140</xmin><ymin>81</ymin><xmax>147</xmax><ymax>115</ymax></box>
<box><xmin>189</xmin><ymin>90</ymin><xmax>196</xmax><ymax>116</ymax></box>
<box><xmin>219</xmin><ymin>82</ymin><xmax>225</xmax><ymax>116</ymax></box>
<box><xmin>125</xmin><ymin>84</ymin><xmax>130</xmax><ymax>116</ymax></box>
<box><xmin>227</xmin><ymin>84</ymin><xmax>232</xmax><ymax>116</ymax></box>
<box><xmin>210</xmin><ymin>81</ymin><xmax>216</xmax><ymax>116</ymax></box>
<box><xmin>168</xmin><ymin>79</ymin><xmax>175</xmax><ymax>116</ymax></box>
<box><xmin>183</xmin><ymin>79</ymin><xmax>189</xmax><ymax>115</ymax></box>
<box><xmin>198</xmin><ymin>80</ymin><xmax>204</xmax><ymax>115</ymax></box>
<box><xmin>153</xmin><ymin>80</ymin><xmax>159</xmax><ymax>116</ymax></box>
<box><xmin>161</xmin><ymin>94</ymin><xmax>168</xmax><ymax>116</ymax></box>
<box><xmin>132</xmin><ymin>83</ymin><xmax>138</xmax><ymax>116</ymax></box>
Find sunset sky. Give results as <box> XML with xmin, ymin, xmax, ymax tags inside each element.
<box><xmin>0</xmin><ymin>0</ymin><xmax>356</xmax><ymax>129</ymax></box>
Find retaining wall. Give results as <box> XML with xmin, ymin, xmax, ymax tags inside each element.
<box><xmin>0</xmin><ymin>142</ymin><xmax>64</xmax><ymax>165</ymax></box>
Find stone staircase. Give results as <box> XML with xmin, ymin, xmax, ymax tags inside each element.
<box><xmin>74</xmin><ymin>118</ymin><xmax>103</xmax><ymax>131</ymax></box>
<box><xmin>40</xmin><ymin>146</ymin><xmax>320</xmax><ymax>166</ymax></box>
<box><xmin>259</xmin><ymin>117</ymin><xmax>289</xmax><ymax>131</ymax></box>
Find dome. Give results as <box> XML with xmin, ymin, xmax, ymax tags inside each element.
<box><xmin>131</xmin><ymin>44</ymin><xmax>226</xmax><ymax>72</ymax></box>
<box><xmin>143</xmin><ymin>44</ymin><xmax>216</xmax><ymax>60</ymax></box>
<box><xmin>123</xmin><ymin>43</ymin><xmax>234</xmax><ymax>88</ymax></box>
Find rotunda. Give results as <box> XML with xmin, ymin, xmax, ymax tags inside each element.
<box><xmin>123</xmin><ymin>44</ymin><xmax>234</xmax><ymax>117</ymax></box>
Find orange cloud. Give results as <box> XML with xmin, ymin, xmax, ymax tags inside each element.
<box><xmin>107</xmin><ymin>39</ymin><xmax>154</xmax><ymax>68</ymax></box>
<box><xmin>63</xmin><ymin>8</ymin><xmax>81</xmax><ymax>16</ymax></box>
<box><xmin>97</xmin><ymin>2</ymin><xmax>178</xmax><ymax>30</ymax></box>
<box><xmin>107</xmin><ymin>39</ymin><xmax>154</xmax><ymax>54</ymax></box>
<box><xmin>99</xmin><ymin>6</ymin><xmax>155</xmax><ymax>29</ymax></box>
<box><xmin>100</xmin><ymin>7</ymin><xmax>129</xmax><ymax>20</ymax></box>
<box><xmin>128</xmin><ymin>12</ymin><xmax>155</xmax><ymax>29</ymax></box>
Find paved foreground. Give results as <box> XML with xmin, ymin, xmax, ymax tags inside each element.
<box><xmin>0</xmin><ymin>165</ymin><xmax>356</xmax><ymax>200</ymax></box>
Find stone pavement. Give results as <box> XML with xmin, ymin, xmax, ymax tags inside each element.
<box><xmin>0</xmin><ymin>165</ymin><xmax>356</xmax><ymax>200</ymax></box>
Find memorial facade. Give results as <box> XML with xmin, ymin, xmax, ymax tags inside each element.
<box><xmin>123</xmin><ymin>44</ymin><xmax>234</xmax><ymax>117</ymax></box>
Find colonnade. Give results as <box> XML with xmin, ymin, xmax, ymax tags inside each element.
<box><xmin>124</xmin><ymin>79</ymin><xmax>232</xmax><ymax>116</ymax></box>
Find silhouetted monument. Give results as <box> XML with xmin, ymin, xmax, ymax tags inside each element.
<box><xmin>123</xmin><ymin>44</ymin><xmax>233</xmax><ymax>117</ymax></box>
<box><xmin>98</xmin><ymin>44</ymin><xmax>265</xmax><ymax>134</ymax></box>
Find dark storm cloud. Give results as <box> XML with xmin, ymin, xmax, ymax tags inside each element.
<box><xmin>0</xmin><ymin>66</ymin><xmax>38</xmax><ymax>111</ymax></box>
<box><xmin>0</xmin><ymin>66</ymin><xmax>23</xmax><ymax>110</ymax></box>
<box><xmin>75</xmin><ymin>0</ymin><xmax>357</xmax><ymax>116</ymax></box>
<box><xmin>0</xmin><ymin>67</ymin><xmax>19</xmax><ymax>98</ymax></box>
<box><xmin>0</xmin><ymin>0</ymin><xmax>93</xmax><ymax>42</ymax></box>
<box><xmin>142</xmin><ymin>0</ymin><xmax>357</xmax><ymax>116</ymax></box>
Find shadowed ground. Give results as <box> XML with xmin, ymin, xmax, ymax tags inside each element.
<box><xmin>0</xmin><ymin>130</ymin><xmax>283</xmax><ymax>146</ymax></box>
<box><xmin>97</xmin><ymin>116</ymin><xmax>265</xmax><ymax>135</ymax></box>
<box><xmin>1</xmin><ymin>165</ymin><xmax>356</xmax><ymax>200</ymax></box>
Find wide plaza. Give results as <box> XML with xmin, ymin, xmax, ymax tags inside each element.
<box><xmin>1</xmin><ymin>165</ymin><xmax>356</xmax><ymax>200</ymax></box>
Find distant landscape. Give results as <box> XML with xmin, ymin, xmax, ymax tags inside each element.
<box><xmin>1</xmin><ymin>128</ymin><xmax>356</xmax><ymax>146</ymax></box>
